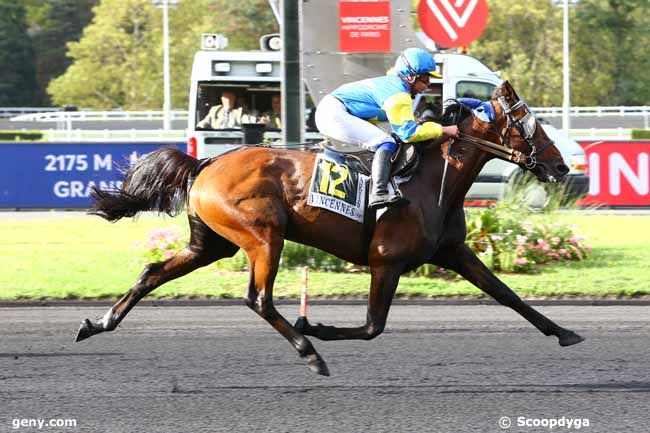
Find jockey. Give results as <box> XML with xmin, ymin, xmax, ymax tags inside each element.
<box><xmin>315</xmin><ymin>47</ymin><xmax>459</xmax><ymax>210</ymax></box>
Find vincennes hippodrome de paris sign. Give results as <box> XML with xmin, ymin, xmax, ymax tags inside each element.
<box><xmin>338</xmin><ymin>0</ymin><xmax>489</xmax><ymax>52</ymax></box>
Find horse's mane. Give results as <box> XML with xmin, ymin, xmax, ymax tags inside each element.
<box><xmin>439</xmin><ymin>102</ymin><xmax>474</xmax><ymax>126</ymax></box>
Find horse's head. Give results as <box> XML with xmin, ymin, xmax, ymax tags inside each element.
<box><xmin>487</xmin><ymin>81</ymin><xmax>569</xmax><ymax>183</ymax></box>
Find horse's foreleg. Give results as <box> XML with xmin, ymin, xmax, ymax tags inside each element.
<box><xmin>244</xmin><ymin>241</ymin><xmax>329</xmax><ymax>376</ymax></box>
<box><xmin>295</xmin><ymin>265</ymin><xmax>401</xmax><ymax>341</ymax></box>
<box><xmin>430</xmin><ymin>243</ymin><xmax>584</xmax><ymax>346</ymax></box>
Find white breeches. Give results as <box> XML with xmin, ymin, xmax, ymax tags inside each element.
<box><xmin>315</xmin><ymin>95</ymin><xmax>394</xmax><ymax>152</ymax></box>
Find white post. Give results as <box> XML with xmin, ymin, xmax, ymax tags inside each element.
<box><xmin>162</xmin><ymin>0</ymin><xmax>171</xmax><ymax>131</ymax></box>
<box><xmin>300</xmin><ymin>266</ymin><xmax>309</xmax><ymax>318</ymax></box>
<box><xmin>562</xmin><ymin>0</ymin><xmax>570</xmax><ymax>133</ymax></box>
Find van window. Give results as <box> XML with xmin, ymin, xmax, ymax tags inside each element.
<box><xmin>194</xmin><ymin>82</ymin><xmax>317</xmax><ymax>132</ymax></box>
<box><xmin>415</xmin><ymin>84</ymin><xmax>443</xmax><ymax>121</ymax></box>
<box><xmin>456</xmin><ymin>81</ymin><xmax>496</xmax><ymax>100</ymax></box>
<box><xmin>195</xmin><ymin>82</ymin><xmax>280</xmax><ymax>131</ymax></box>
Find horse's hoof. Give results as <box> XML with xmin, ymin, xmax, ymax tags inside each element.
<box><xmin>558</xmin><ymin>329</ymin><xmax>585</xmax><ymax>347</ymax></box>
<box><xmin>305</xmin><ymin>354</ymin><xmax>330</xmax><ymax>377</ymax></box>
<box><xmin>76</xmin><ymin>319</ymin><xmax>98</xmax><ymax>342</ymax></box>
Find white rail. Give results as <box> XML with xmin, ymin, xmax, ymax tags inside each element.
<box><xmin>567</xmin><ymin>128</ymin><xmax>632</xmax><ymax>141</ymax></box>
<box><xmin>42</xmin><ymin>129</ymin><xmax>186</xmax><ymax>142</ymax></box>
<box><xmin>1</xmin><ymin>107</ymin><xmax>60</xmax><ymax>119</ymax></box>
<box><xmin>530</xmin><ymin>106</ymin><xmax>650</xmax><ymax>116</ymax></box>
<box><xmin>11</xmin><ymin>110</ymin><xmax>188</xmax><ymax>122</ymax></box>
<box><xmin>37</xmin><ymin>128</ymin><xmax>633</xmax><ymax>142</ymax></box>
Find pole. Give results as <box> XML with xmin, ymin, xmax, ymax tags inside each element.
<box><xmin>281</xmin><ymin>0</ymin><xmax>304</xmax><ymax>145</ymax></box>
<box><xmin>300</xmin><ymin>266</ymin><xmax>309</xmax><ymax>318</ymax></box>
<box><xmin>162</xmin><ymin>0</ymin><xmax>171</xmax><ymax>131</ymax></box>
<box><xmin>562</xmin><ymin>0</ymin><xmax>570</xmax><ymax>133</ymax></box>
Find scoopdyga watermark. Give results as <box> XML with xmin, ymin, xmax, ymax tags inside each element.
<box><xmin>499</xmin><ymin>416</ymin><xmax>590</xmax><ymax>430</ymax></box>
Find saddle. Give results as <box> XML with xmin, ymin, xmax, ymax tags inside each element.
<box><xmin>319</xmin><ymin>137</ymin><xmax>420</xmax><ymax>178</ymax></box>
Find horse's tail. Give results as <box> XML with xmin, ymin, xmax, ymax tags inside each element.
<box><xmin>90</xmin><ymin>147</ymin><xmax>200</xmax><ymax>222</ymax></box>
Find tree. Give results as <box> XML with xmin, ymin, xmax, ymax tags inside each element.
<box><xmin>208</xmin><ymin>0</ymin><xmax>278</xmax><ymax>50</ymax></box>
<box><xmin>0</xmin><ymin>1</ymin><xmax>38</xmax><ymax>106</ymax></box>
<box><xmin>414</xmin><ymin>0</ymin><xmax>649</xmax><ymax>106</ymax></box>
<box><xmin>469</xmin><ymin>1</ymin><xmax>564</xmax><ymax>106</ymax></box>
<box><xmin>572</xmin><ymin>0</ymin><xmax>650</xmax><ymax>105</ymax></box>
<box><xmin>48</xmin><ymin>0</ymin><xmax>278</xmax><ymax>110</ymax></box>
<box><xmin>26</xmin><ymin>0</ymin><xmax>98</xmax><ymax>106</ymax></box>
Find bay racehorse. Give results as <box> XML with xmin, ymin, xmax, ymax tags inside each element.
<box><xmin>76</xmin><ymin>81</ymin><xmax>584</xmax><ymax>376</ymax></box>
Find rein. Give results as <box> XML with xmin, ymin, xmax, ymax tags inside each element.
<box><xmin>457</xmin><ymin>132</ymin><xmax>532</xmax><ymax>167</ymax></box>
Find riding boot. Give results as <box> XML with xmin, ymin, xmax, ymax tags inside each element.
<box><xmin>368</xmin><ymin>149</ymin><xmax>408</xmax><ymax>210</ymax></box>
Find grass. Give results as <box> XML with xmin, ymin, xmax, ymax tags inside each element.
<box><xmin>1</xmin><ymin>212</ymin><xmax>649</xmax><ymax>300</ymax></box>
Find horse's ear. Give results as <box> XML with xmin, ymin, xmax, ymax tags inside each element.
<box><xmin>494</xmin><ymin>80</ymin><xmax>520</xmax><ymax>103</ymax></box>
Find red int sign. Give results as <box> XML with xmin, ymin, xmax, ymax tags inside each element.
<box><xmin>339</xmin><ymin>0</ymin><xmax>391</xmax><ymax>53</ymax></box>
<box><xmin>578</xmin><ymin>141</ymin><xmax>650</xmax><ymax>206</ymax></box>
<box><xmin>417</xmin><ymin>0</ymin><xmax>489</xmax><ymax>48</ymax></box>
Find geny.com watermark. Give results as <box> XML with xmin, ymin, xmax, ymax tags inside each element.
<box><xmin>11</xmin><ymin>418</ymin><xmax>77</xmax><ymax>430</ymax></box>
<box><xmin>498</xmin><ymin>416</ymin><xmax>590</xmax><ymax>430</ymax></box>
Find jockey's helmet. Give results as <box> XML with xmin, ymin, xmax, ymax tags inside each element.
<box><xmin>394</xmin><ymin>48</ymin><xmax>442</xmax><ymax>83</ymax></box>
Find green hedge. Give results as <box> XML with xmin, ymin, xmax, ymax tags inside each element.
<box><xmin>0</xmin><ymin>130</ymin><xmax>43</xmax><ymax>141</ymax></box>
<box><xmin>631</xmin><ymin>129</ymin><xmax>650</xmax><ymax>140</ymax></box>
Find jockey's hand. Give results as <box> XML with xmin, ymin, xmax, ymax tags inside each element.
<box><xmin>442</xmin><ymin>125</ymin><xmax>459</xmax><ymax>137</ymax></box>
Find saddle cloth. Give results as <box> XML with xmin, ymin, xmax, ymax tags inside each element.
<box><xmin>306</xmin><ymin>140</ymin><xmax>419</xmax><ymax>223</ymax></box>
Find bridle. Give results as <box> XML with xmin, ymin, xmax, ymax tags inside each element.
<box><xmin>457</xmin><ymin>96</ymin><xmax>553</xmax><ymax>170</ymax></box>
<box><xmin>437</xmin><ymin>93</ymin><xmax>554</xmax><ymax>207</ymax></box>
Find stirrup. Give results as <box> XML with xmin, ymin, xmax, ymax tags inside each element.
<box><xmin>368</xmin><ymin>192</ymin><xmax>408</xmax><ymax>210</ymax></box>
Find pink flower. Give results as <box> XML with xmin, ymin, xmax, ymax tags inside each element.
<box><xmin>551</xmin><ymin>236</ymin><xmax>561</xmax><ymax>245</ymax></box>
<box><xmin>559</xmin><ymin>248</ymin><xmax>568</xmax><ymax>256</ymax></box>
<box><xmin>538</xmin><ymin>240</ymin><xmax>550</xmax><ymax>251</ymax></box>
<box><xmin>515</xmin><ymin>258</ymin><xmax>527</xmax><ymax>266</ymax></box>
<box><xmin>516</xmin><ymin>245</ymin><xmax>525</xmax><ymax>255</ymax></box>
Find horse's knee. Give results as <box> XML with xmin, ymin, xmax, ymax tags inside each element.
<box><xmin>363</xmin><ymin>321</ymin><xmax>385</xmax><ymax>340</ymax></box>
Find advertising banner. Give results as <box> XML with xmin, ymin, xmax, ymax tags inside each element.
<box><xmin>339</xmin><ymin>0</ymin><xmax>391</xmax><ymax>53</ymax></box>
<box><xmin>0</xmin><ymin>142</ymin><xmax>184</xmax><ymax>208</ymax></box>
<box><xmin>579</xmin><ymin>141</ymin><xmax>650</xmax><ymax>206</ymax></box>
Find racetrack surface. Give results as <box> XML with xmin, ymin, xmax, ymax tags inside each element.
<box><xmin>2</xmin><ymin>304</ymin><xmax>649</xmax><ymax>432</ymax></box>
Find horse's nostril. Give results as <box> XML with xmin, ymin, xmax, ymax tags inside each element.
<box><xmin>557</xmin><ymin>164</ymin><xmax>570</xmax><ymax>175</ymax></box>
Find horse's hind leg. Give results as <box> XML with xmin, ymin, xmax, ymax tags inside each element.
<box><xmin>76</xmin><ymin>215</ymin><xmax>239</xmax><ymax>342</ymax></box>
<box><xmin>430</xmin><ymin>243</ymin><xmax>584</xmax><ymax>347</ymax></box>
<box><xmin>244</xmin><ymin>239</ymin><xmax>329</xmax><ymax>376</ymax></box>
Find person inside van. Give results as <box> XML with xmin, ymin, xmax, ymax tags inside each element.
<box><xmin>315</xmin><ymin>48</ymin><xmax>459</xmax><ymax>210</ymax></box>
<box><xmin>197</xmin><ymin>91</ymin><xmax>249</xmax><ymax>129</ymax></box>
<box><xmin>260</xmin><ymin>93</ymin><xmax>282</xmax><ymax>129</ymax></box>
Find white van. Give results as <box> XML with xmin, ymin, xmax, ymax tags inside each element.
<box><xmin>186</xmin><ymin>40</ymin><xmax>320</xmax><ymax>159</ymax></box>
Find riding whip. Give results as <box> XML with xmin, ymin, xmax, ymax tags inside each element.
<box><xmin>438</xmin><ymin>138</ymin><xmax>453</xmax><ymax>207</ymax></box>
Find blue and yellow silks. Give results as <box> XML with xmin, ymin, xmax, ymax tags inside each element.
<box><xmin>330</xmin><ymin>75</ymin><xmax>443</xmax><ymax>143</ymax></box>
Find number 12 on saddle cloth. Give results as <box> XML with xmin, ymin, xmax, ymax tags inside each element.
<box><xmin>307</xmin><ymin>154</ymin><xmax>369</xmax><ymax>223</ymax></box>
